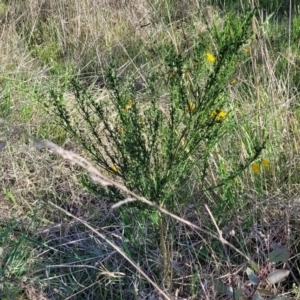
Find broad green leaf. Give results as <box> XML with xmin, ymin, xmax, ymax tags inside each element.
<box><xmin>267</xmin><ymin>269</ymin><xmax>290</xmax><ymax>284</ymax></box>
<box><xmin>268</xmin><ymin>248</ymin><xmax>290</xmax><ymax>263</ymax></box>
<box><xmin>234</xmin><ymin>289</ymin><xmax>244</xmax><ymax>299</ymax></box>
<box><xmin>246</xmin><ymin>267</ymin><xmax>259</xmax><ymax>285</ymax></box>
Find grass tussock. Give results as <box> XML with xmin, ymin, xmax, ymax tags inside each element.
<box><xmin>1</xmin><ymin>0</ymin><xmax>300</xmax><ymax>299</ymax></box>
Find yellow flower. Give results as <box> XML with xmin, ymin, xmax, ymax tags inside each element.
<box><xmin>230</xmin><ymin>78</ymin><xmax>237</xmax><ymax>85</ymax></box>
<box><xmin>111</xmin><ymin>165</ymin><xmax>118</xmax><ymax>173</ymax></box>
<box><xmin>183</xmin><ymin>70</ymin><xmax>190</xmax><ymax>79</ymax></box>
<box><xmin>187</xmin><ymin>101</ymin><xmax>195</xmax><ymax>112</ymax></box>
<box><xmin>119</xmin><ymin>127</ymin><xmax>125</xmax><ymax>134</ymax></box>
<box><xmin>124</xmin><ymin>100</ymin><xmax>133</xmax><ymax>111</ymax></box>
<box><xmin>217</xmin><ymin>109</ymin><xmax>227</xmax><ymax>120</ymax></box>
<box><xmin>243</xmin><ymin>47</ymin><xmax>250</xmax><ymax>53</ymax></box>
<box><xmin>205</xmin><ymin>52</ymin><xmax>216</xmax><ymax>63</ymax></box>
<box><xmin>262</xmin><ymin>159</ymin><xmax>269</xmax><ymax>169</ymax></box>
<box><xmin>169</xmin><ymin>71</ymin><xmax>174</xmax><ymax>79</ymax></box>
<box><xmin>210</xmin><ymin>109</ymin><xmax>227</xmax><ymax>121</ymax></box>
<box><xmin>251</xmin><ymin>162</ymin><xmax>260</xmax><ymax>174</ymax></box>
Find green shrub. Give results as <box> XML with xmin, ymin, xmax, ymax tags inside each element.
<box><xmin>45</xmin><ymin>9</ymin><xmax>265</xmax><ymax>286</ymax></box>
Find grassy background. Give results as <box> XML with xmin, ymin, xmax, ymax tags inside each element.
<box><xmin>0</xmin><ymin>0</ymin><xmax>300</xmax><ymax>299</ymax></box>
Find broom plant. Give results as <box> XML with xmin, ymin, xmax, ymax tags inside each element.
<box><xmin>45</xmin><ymin>10</ymin><xmax>265</xmax><ymax>288</ymax></box>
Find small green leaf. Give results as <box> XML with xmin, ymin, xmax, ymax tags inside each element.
<box><xmin>246</xmin><ymin>267</ymin><xmax>259</xmax><ymax>285</ymax></box>
<box><xmin>3</xmin><ymin>188</ymin><xmax>17</xmax><ymax>206</ymax></box>
<box><xmin>249</xmin><ymin>260</ymin><xmax>259</xmax><ymax>273</ymax></box>
<box><xmin>267</xmin><ymin>269</ymin><xmax>290</xmax><ymax>284</ymax></box>
<box><xmin>268</xmin><ymin>248</ymin><xmax>290</xmax><ymax>263</ymax></box>
<box><xmin>214</xmin><ymin>279</ymin><xmax>227</xmax><ymax>294</ymax></box>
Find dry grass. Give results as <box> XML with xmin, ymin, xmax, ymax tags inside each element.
<box><xmin>1</xmin><ymin>0</ymin><xmax>300</xmax><ymax>299</ymax></box>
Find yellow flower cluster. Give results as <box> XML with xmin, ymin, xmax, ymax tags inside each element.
<box><xmin>262</xmin><ymin>159</ymin><xmax>269</xmax><ymax>168</ymax></box>
<box><xmin>251</xmin><ymin>159</ymin><xmax>270</xmax><ymax>174</ymax></box>
<box><xmin>111</xmin><ymin>165</ymin><xmax>118</xmax><ymax>173</ymax></box>
<box><xmin>205</xmin><ymin>52</ymin><xmax>216</xmax><ymax>63</ymax></box>
<box><xmin>251</xmin><ymin>163</ymin><xmax>260</xmax><ymax>174</ymax></box>
<box><xmin>186</xmin><ymin>101</ymin><xmax>195</xmax><ymax>112</ymax></box>
<box><xmin>210</xmin><ymin>109</ymin><xmax>227</xmax><ymax>121</ymax></box>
